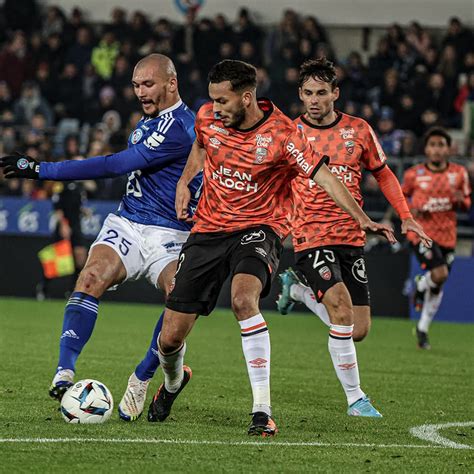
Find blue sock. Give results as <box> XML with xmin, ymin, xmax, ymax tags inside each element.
<box><xmin>134</xmin><ymin>311</ymin><xmax>164</xmax><ymax>381</ymax></box>
<box><xmin>57</xmin><ymin>292</ymin><xmax>99</xmax><ymax>372</ymax></box>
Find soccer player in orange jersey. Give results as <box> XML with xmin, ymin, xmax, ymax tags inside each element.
<box><xmin>402</xmin><ymin>127</ymin><xmax>471</xmax><ymax>349</ymax></box>
<box><xmin>277</xmin><ymin>58</ymin><xmax>431</xmax><ymax>417</ymax></box>
<box><xmin>146</xmin><ymin>60</ymin><xmax>396</xmax><ymax>435</ymax></box>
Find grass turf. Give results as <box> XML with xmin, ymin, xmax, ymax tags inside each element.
<box><xmin>0</xmin><ymin>297</ymin><xmax>473</xmax><ymax>472</ymax></box>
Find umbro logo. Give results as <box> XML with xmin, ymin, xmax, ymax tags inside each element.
<box><xmin>338</xmin><ymin>363</ymin><xmax>356</xmax><ymax>370</ymax></box>
<box><xmin>61</xmin><ymin>329</ymin><xmax>79</xmax><ymax>339</ymax></box>
<box><xmin>249</xmin><ymin>358</ymin><xmax>267</xmax><ymax>368</ymax></box>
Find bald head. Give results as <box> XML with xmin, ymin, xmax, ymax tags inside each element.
<box><xmin>135</xmin><ymin>53</ymin><xmax>177</xmax><ymax>80</ymax></box>
<box><xmin>132</xmin><ymin>54</ymin><xmax>180</xmax><ymax>117</ymax></box>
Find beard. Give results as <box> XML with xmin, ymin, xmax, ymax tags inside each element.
<box><xmin>227</xmin><ymin>105</ymin><xmax>246</xmax><ymax>128</ymax></box>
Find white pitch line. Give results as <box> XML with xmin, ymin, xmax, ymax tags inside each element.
<box><xmin>0</xmin><ymin>437</ymin><xmax>459</xmax><ymax>449</ymax></box>
<box><xmin>410</xmin><ymin>422</ymin><xmax>474</xmax><ymax>450</ymax></box>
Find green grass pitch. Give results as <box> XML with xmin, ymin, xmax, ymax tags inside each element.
<box><xmin>0</xmin><ymin>297</ymin><xmax>473</xmax><ymax>472</ymax></box>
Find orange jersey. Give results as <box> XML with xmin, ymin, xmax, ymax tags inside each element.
<box><xmin>192</xmin><ymin>99</ymin><xmax>328</xmax><ymax>237</ymax></box>
<box><xmin>402</xmin><ymin>163</ymin><xmax>471</xmax><ymax>248</ymax></box>
<box><xmin>291</xmin><ymin>112</ymin><xmax>387</xmax><ymax>252</ymax></box>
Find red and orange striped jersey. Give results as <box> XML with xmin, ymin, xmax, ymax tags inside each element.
<box><xmin>291</xmin><ymin>112</ymin><xmax>387</xmax><ymax>251</ymax></box>
<box><xmin>192</xmin><ymin>99</ymin><xmax>328</xmax><ymax>237</ymax></box>
<box><xmin>402</xmin><ymin>162</ymin><xmax>471</xmax><ymax>248</ymax></box>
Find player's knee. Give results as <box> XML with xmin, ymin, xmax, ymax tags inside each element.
<box><xmin>158</xmin><ymin>333</ymin><xmax>183</xmax><ymax>353</ymax></box>
<box><xmin>231</xmin><ymin>294</ymin><xmax>258</xmax><ymax>319</ymax></box>
<box><xmin>75</xmin><ymin>265</ymin><xmax>108</xmax><ymax>296</ymax></box>
<box><xmin>324</xmin><ymin>291</ymin><xmax>353</xmax><ymax>325</ymax></box>
<box><xmin>431</xmin><ymin>265</ymin><xmax>448</xmax><ymax>285</ymax></box>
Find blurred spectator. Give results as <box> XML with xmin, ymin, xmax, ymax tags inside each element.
<box><xmin>405</xmin><ymin>21</ymin><xmax>432</xmax><ymax>57</ymax></box>
<box><xmin>395</xmin><ymin>93</ymin><xmax>421</xmax><ymax>135</ymax></box>
<box><xmin>368</xmin><ymin>38</ymin><xmax>394</xmax><ymax>87</ymax></box>
<box><xmin>41</xmin><ymin>6</ymin><xmax>65</xmax><ymax>39</ymax></box>
<box><xmin>420</xmin><ymin>108</ymin><xmax>442</xmax><ymax>135</ymax></box>
<box><xmin>111</xmin><ymin>56</ymin><xmax>132</xmax><ymax>94</ymax></box>
<box><xmin>376</xmin><ymin>108</ymin><xmax>404</xmax><ymax>156</ymax></box>
<box><xmin>13</xmin><ymin>81</ymin><xmax>53</xmax><ymax>126</ymax></box>
<box><xmin>442</xmin><ymin>17</ymin><xmax>473</xmax><ymax>65</ymax></box>
<box><xmin>85</xmin><ymin>86</ymin><xmax>117</xmax><ymax>125</ymax></box>
<box><xmin>0</xmin><ymin>31</ymin><xmax>33</xmax><ymax>98</ymax></box>
<box><xmin>35</xmin><ymin>62</ymin><xmax>57</xmax><ymax>106</ymax></box>
<box><xmin>213</xmin><ymin>14</ymin><xmax>234</xmax><ymax>46</ymax></box>
<box><xmin>91</xmin><ymin>31</ymin><xmax>120</xmax><ymax>80</ymax></box>
<box><xmin>0</xmin><ymin>81</ymin><xmax>13</xmax><ymax>114</ymax></box>
<box><xmin>378</xmin><ymin>68</ymin><xmax>403</xmax><ymax>111</ymax></box>
<box><xmin>360</xmin><ymin>103</ymin><xmax>377</xmax><ymax>128</ymax></box>
<box><xmin>454</xmin><ymin>71</ymin><xmax>474</xmax><ymax>114</ymax></box>
<box><xmin>65</xmin><ymin>27</ymin><xmax>93</xmax><ymax>74</ymax></box>
<box><xmin>128</xmin><ymin>11</ymin><xmax>151</xmax><ymax>48</ymax></box>
<box><xmin>239</xmin><ymin>41</ymin><xmax>261</xmax><ymax>67</ymax></box>
<box><xmin>56</xmin><ymin>63</ymin><xmax>83</xmax><ymax>120</ymax></box>
<box><xmin>437</xmin><ymin>44</ymin><xmax>460</xmax><ymax>90</ymax></box>
<box><xmin>399</xmin><ymin>130</ymin><xmax>419</xmax><ymax>157</ymax></box>
<box><xmin>424</xmin><ymin>73</ymin><xmax>455</xmax><ymax>121</ymax></box>
<box><xmin>39</xmin><ymin>33</ymin><xmax>65</xmax><ymax>78</ymax></box>
<box><xmin>393</xmin><ymin>41</ymin><xmax>417</xmax><ymax>82</ymax></box>
<box><xmin>109</xmin><ymin>8</ymin><xmax>129</xmax><ymax>40</ymax></box>
<box><xmin>345</xmin><ymin>51</ymin><xmax>367</xmax><ymax>103</ymax></box>
<box><xmin>234</xmin><ymin>8</ymin><xmax>262</xmax><ymax>56</ymax></box>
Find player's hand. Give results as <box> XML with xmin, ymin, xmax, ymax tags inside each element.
<box><xmin>175</xmin><ymin>179</ymin><xmax>193</xmax><ymax>222</ymax></box>
<box><xmin>0</xmin><ymin>153</ymin><xmax>40</xmax><ymax>179</ymax></box>
<box><xmin>401</xmin><ymin>217</ymin><xmax>432</xmax><ymax>248</ymax></box>
<box><xmin>360</xmin><ymin>218</ymin><xmax>397</xmax><ymax>244</ymax></box>
<box><xmin>451</xmin><ymin>190</ymin><xmax>465</xmax><ymax>207</ymax></box>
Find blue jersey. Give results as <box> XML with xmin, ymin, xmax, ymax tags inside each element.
<box><xmin>40</xmin><ymin>100</ymin><xmax>202</xmax><ymax>232</ymax></box>
<box><xmin>119</xmin><ymin>101</ymin><xmax>201</xmax><ymax>230</ymax></box>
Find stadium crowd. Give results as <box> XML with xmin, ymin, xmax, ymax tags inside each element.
<box><xmin>0</xmin><ymin>3</ymin><xmax>473</xmax><ymax>201</ymax></box>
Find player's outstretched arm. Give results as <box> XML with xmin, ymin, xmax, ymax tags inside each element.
<box><xmin>313</xmin><ymin>163</ymin><xmax>397</xmax><ymax>244</ymax></box>
<box><xmin>175</xmin><ymin>140</ymin><xmax>205</xmax><ymax>221</ymax></box>
<box><xmin>372</xmin><ymin>165</ymin><xmax>432</xmax><ymax>247</ymax></box>
<box><xmin>0</xmin><ymin>147</ymin><xmax>151</xmax><ymax>181</ymax></box>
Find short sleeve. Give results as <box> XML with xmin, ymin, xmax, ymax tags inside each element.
<box><xmin>136</xmin><ymin>119</ymin><xmax>192</xmax><ymax>164</ymax></box>
<box><xmin>361</xmin><ymin>123</ymin><xmax>388</xmax><ymax>171</ymax></box>
<box><xmin>283</xmin><ymin>126</ymin><xmax>329</xmax><ymax>180</ymax></box>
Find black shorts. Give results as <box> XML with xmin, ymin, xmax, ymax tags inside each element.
<box><xmin>166</xmin><ymin>225</ymin><xmax>282</xmax><ymax>316</ymax></box>
<box><xmin>294</xmin><ymin>245</ymin><xmax>370</xmax><ymax>306</ymax></box>
<box><xmin>412</xmin><ymin>242</ymin><xmax>455</xmax><ymax>272</ymax></box>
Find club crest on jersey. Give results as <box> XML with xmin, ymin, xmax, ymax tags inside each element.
<box><xmin>130</xmin><ymin>129</ymin><xmax>143</xmax><ymax>144</ymax></box>
<box><xmin>345</xmin><ymin>140</ymin><xmax>355</xmax><ymax>154</ymax></box>
<box><xmin>352</xmin><ymin>258</ymin><xmax>368</xmax><ymax>283</ymax></box>
<box><xmin>319</xmin><ymin>265</ymin><xmax>332</xmax><ymax>281</ymax></box>
<box><xmin>339</xmin><ymin>127</ymin><xmax>354</xmax><ymax>139</ymax></box>
<box><xmin>241</xmin><ymin>230</ymin><xmax>266</xmax><ymax>245</ymax></box>
<box><xmin>254</xmin><ymin>134</ymin><xmax>272</xmax><ymax>163</ymax></box>
<box><xmin>447</xmin><ymin>173</ymin><xmax>457</xmax><ymax>186</ymax></box>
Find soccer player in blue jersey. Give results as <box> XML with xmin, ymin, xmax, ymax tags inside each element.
<box><xmin>0</xmin><ymin>54</ymin><xmax>202</xmax><ymax>421</ymax></box>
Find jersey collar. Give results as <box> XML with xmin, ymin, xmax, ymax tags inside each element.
<box><xmin>158</xmin><ymin>99</ymin><xmax>183</xmax><ymax>116</ymax></box>
<box><xmin>300</xmin><ymin>110</ymin><xmax>343</xmax><ymax>129</ymax></box>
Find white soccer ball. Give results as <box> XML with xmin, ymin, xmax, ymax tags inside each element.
<box><xmin>60</xmin><ymin>379</ymin><xmax>114</xmax><ymax>424</ymax></box>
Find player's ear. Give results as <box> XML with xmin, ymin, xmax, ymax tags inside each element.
<box><xmin>241</xmin><ymin>89</ymin><xmax>253</xmax><ymax>107</ymax></box>
<box><xmin>298</xmin><ymin>87</ymin><xmax>303</xmax><ymax>101</ymax></box>
<box><xmin>168</xmin><ymin>77</ymin><xmax>178</xmax><ymax>93</ymax></box>
<box><xmin>333</xmin><ymin>86</ymin><xmax>340</xmax><ymax>101</ymax></box>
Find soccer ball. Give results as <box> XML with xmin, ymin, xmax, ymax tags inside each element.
<box><xmin>60</xmin><ymin>379</ymin><xmax>114</xmax><ymax>424</ymax></box>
